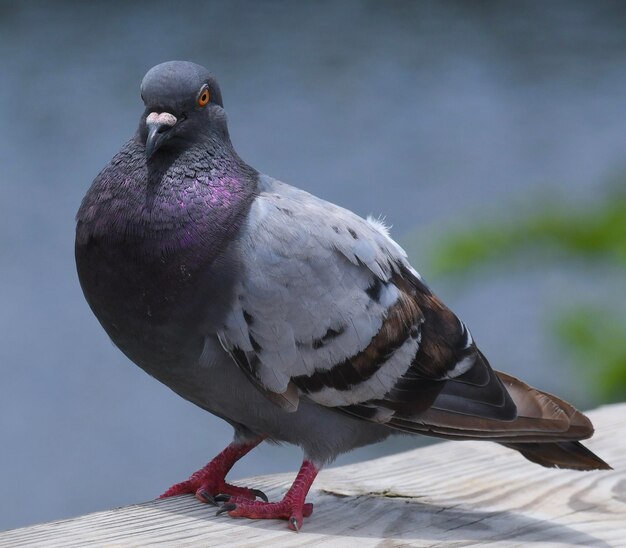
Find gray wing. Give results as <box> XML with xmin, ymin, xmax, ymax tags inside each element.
<box><xmin>218</xmin><ymin>175</ymin><xmax>463</xmax><ymax>411</ymax></box>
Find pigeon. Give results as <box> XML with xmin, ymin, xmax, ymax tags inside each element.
<box><xmin>75</xmin><ymin>61</ymin><xmax>610</xmax><ymax>531</ymax></box>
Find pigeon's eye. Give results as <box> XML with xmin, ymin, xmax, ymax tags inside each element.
<box><xmin>197</xmin><ymin>88</ymin><xmax>210</xmax><ymax>107</ymax></box>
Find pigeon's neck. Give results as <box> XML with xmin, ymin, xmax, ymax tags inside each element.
<box><xmin>76</xmin><ymin>138</ymin><xmax>257</xmax><ymax>259</ymax></box>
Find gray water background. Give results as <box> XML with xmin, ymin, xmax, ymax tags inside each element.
<box><xmin>1</xmin><ymin>0</ymin><xmax>625</xmax><ymax>530</ymax></box>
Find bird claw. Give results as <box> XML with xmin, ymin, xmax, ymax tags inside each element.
<box><xmin>252</xmin><ymin>488</ymin><xmax>269</xmax><ymax>502</ymax></box>
<box><xmin>211</xmin><ymin>461</ymin><xmax>317</xmax><ymax>530</ymax></box>
<box><xmin>160</xmin><ymin>440</ymin><xmax>266</xmax><ymax>502</ymax></box>
<box><xmin>199</xmin><ymin>491</ymin><xmax>217</xmax><ymax>506</ymax></box>
<box><xmin>215</xmin><ymin>487</ymin><xmax>267</xmax><ymax>503</ymax></box>
<box><xmin>162</xmin><ymin>473</ymin><xmax>267</xmax><ymax>505</ymax></box>
<box><xmin>216</xmin><ymin>503</ymin><xmax>237</xmax><ymax>516</ymax></box>
<box><xmin>214</xmin><ymin>496</ymin><xmax>313</xmax><ymax>530</ymax></box>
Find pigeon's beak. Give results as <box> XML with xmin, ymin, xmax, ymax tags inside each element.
<box><xmin>144</xmin><ymin>112</ymin><xmax>178</xmax><ymax>159</ymax></box>
<box><xmin>145</xmin><ymin>124</ymin><xmax>168</xmax><ymax>159</ymax></box>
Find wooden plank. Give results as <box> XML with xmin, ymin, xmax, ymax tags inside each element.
<box><xmin>2</xmin><ymin>403</ymin><xmax>625</xmax><ymax>547</ymax></box>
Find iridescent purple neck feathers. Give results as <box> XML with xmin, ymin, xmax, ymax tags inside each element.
<box><xmin>76</xmin><ymin>138</ymin><xmax>257</xmax><ymax>260</ymax></box>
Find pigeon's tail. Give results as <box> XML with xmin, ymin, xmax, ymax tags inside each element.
<box><xmin>501</xmin><ymin>440</ymin><xmax>611</xmax><ymax>470</ymax></box>
<box><xmin>496</xmin><ymin>371</ymin><xmax>611</xmax><ymax>470</ymax></box>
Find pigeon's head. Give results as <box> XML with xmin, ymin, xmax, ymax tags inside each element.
<box><xmin>139</xmin><ymin>61</ymin><xmax>227</xmax><ymax>159</ymax></box>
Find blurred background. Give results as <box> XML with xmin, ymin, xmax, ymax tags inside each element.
<box><xmin>1</xmin><ymin>0</ymin><xmax>625</xmax><ymax>531</ymax></box>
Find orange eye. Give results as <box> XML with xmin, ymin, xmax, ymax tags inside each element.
<box><xmin>198</xmin><ymin>88</ymin><xmax>210</xmax><ymax>107</ymax></box>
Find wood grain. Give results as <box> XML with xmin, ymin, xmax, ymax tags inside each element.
<box><xmin>2</xmin><ymin>404</ymin><xmax>625</xmax><ymax>547</ymax></box>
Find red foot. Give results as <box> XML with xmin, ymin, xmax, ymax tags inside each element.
<box><xmin>217</xmin><ymin>460</ymin><xmax>319</xmax><ymax>531</ymax></box>
<box><xmin>159</xmin><ymin>438</ymin><xmax>265</xmax><ymax>504</ymax></box>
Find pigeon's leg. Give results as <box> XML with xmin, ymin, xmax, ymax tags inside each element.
<box><xmin>216</xmin><ymin>459</ymin><xmax>318</xmax><ymax>531</ymax></box>
<box><xmin>159</xmin><ymin>435</ymin><xmax>266</xmax><ymax>503</ymax></box>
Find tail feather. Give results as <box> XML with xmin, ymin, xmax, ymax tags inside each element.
<box><xmin>502</xmin><ymin>440</ymin><xmax>612</xmax><ymax>471</ymax></box>
<box><xmin>497</xmin><ymin>372</ymin><xmax>610</xmax><ymax>470</ymax></box>
<box><xmin>495</xmin><ymin>371</ymin><xmax>595</xmax><ymax>441</ymax></box>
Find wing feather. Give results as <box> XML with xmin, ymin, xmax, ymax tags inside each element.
<box><xmin>219</xmin><ymin>175</ymin><xmax>432</xmax><ymax>407</ymax></box>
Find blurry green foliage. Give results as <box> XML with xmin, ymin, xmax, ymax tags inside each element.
<box><xmin>426</xmin><ymin>186</ymin><xmax>626</xmax><ymax>403</ymax></box>
<box><xmin>429</xmin><ymin>189</ymin><xmax>626</xmax><ymax>277</ymax></box>
<box><xmin>554</xmin><ymin>306</ymin><xmax>626</xmax><ymax>401</ymax></box>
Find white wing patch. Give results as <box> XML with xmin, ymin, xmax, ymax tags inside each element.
<box><xmin>311</xmin><ymin>337</ymin><xmax>420</xmax><ymax>406</ymax></box>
